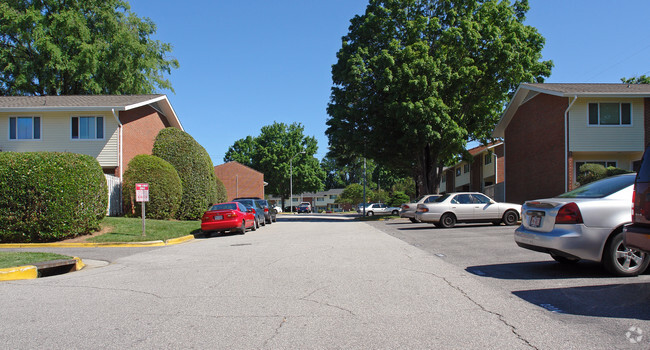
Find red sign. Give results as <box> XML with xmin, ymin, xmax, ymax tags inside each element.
<box><xmin>136</xmin><ymin>183</ymin><xmax>149</xmax><ymax>202</ymax></box>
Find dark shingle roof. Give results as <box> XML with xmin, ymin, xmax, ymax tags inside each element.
<box><xmin>522</xmin><ymin>83</ymin><xmax>650</xmax><ymax>96</ymax></box>
<box><xmin>0</xmin><ymin>95</ymin><xmax>165</xmax><ymax>108</ymax></box>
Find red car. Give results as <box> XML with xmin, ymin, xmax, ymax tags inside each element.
<box><xmin>201</xmin><ymin>202</ymin><xmax>256</xmax><ymax>235</ymax></box>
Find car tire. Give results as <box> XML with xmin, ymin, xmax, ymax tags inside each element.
<box><xmin>260</xmin><ymin>218</ymin><xmax>265</xmax><ymax>226</ymax></box>
<box><xmin>239</xmin><ymin>221</ymin><xmax>246</xmax><ymax>234</ymax></box>
<box><xmin>550</xmin><ymin>253</ymin><xmax>579</xmax><ymax>264</ymax></box>
<box><xmin>367</xmin><ymin>211</ymin><xmax>374</xmax><ymax>216</ymax></box>
<box><xmin>439</xmin><ymin>213</ymin><xmax>456</xmax><ymax>228</ymax></box>
<box><xmin>502</xmin><ymin>210</ymin><xmax>519</xmax><ymax>226</ymax></box>
<box><xmin>252</xmin><ymin>219</ymin><xmax>258</xmax><ymax>231</ymax></box>
<box><xmin>391</xmin><ymin>210</ymin><xmax>399</xmax><ymax>215</ymax></box>
<box><xmin>602</xmin><ymin>231</ymin><xmax>649</xmax><ymax>277</ymax></box>
<box><xmin>409</xmin><ymin>218</ymin><xmax>420</xmax><ymax>223</ymax></box>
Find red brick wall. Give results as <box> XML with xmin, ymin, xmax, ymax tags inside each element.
<box><xmin>214</xmin><ymin>161</ymin><xmax>264</xmax><ymax>201</ymax></box>
<box><xmin>119</xmin><ymin>106</ymin><xmax>171</xmax><ymax>176</ymax></box>
<box><xmin>504</xmin><ymin>93</ymin><xmax>567</xmax><ymax>204</ymax></box>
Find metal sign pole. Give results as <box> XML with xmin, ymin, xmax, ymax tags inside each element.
<box><xmin>142</xmin><ymin>201</ymin><xmax>146</xmax><ymax>237</ymax></box>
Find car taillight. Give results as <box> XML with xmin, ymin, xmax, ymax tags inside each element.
<box><xmin>555</xmin><ymin>202</ymin><xmax>583</xmax><ymax>224</ymax></box>
<box><xmin>632</xmin><ymin>189</ymin><xmax>636</xmax><ymax>222</ymax></box>
<box><xmin>226</xmin><ymin>211</ymin><xmax>236</xmax><ymax>219</ymax></box>
<box><xmin>264</xmin><ymin>208</ymin><xmax>269</xmax><ymax>213</ymax></box>
<box><xmin>419</xmin><ymin>207</ymin><xmax>429</xmax><ymax>213</ymax></box>
<box><xmin>403</xmin><ymin>205</ymin><xmax>410</xmax><ymax>209</ymax></box>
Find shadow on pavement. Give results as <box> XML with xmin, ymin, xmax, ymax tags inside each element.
<box><xmin>466</xmin><ymin>261</ymin><xmax>625</xmax><ymax>280</ymax></box>
<box><xmin>512</xmin><ymin>282</ymin><xmax>650</xmax><ymax>320</ymax></box>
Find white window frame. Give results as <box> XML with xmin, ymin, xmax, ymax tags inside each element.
<box><xmin>587</xmin><ymin>102</ymin><xmax>632</xmax><ymax>127</ymax></box>
<box><xmin>71</xmin><ymin>115</ymin><xmax>105</xmax><ymax>140</ymax></box>
<box><xmin>8</xmin><ymin>116</ymin><xmax>41</xmax><ymax>141</ymax></box>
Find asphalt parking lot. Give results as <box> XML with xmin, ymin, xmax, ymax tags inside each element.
<box><xmin>365</xmin><ymin>217</ymin><xmax>650</xmax><ymax>341</ymax></box>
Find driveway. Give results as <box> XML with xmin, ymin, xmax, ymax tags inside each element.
<box><xmin>0</xmin><ymin>215</ymin><xmax>638</xmax><ymax>348</ymax></box>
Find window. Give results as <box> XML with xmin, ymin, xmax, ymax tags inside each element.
<box><xmin>72</xmin><ymin>116</ymin><xmax>104</xmax><ymax>139</ymax></box>
<box><xmin>463</xmin><ymin>164</ymin><xmax>469</xmax><ymax>173</ymax></box>
<box><xmin>484</xmin><ymin>154</ymin><xmax>492</xmax><ymax>165</ymax></box>
<box><xmin>442</xmin><ymin>174</ymin><xmax>447</xmax><ymax>183</ymax></box>
<box><xmin>588</xmin><ymin>103</ymin><xmax>631</xmax><ymax>126</ymax></box>
<box><xmin>9</xmin><ymin>116</ymin><xmax>40</xmax><ymax>140</ymax></box>
<box><xmin>317</xmin><ymin>197</ymin><xmax>324</xmax><ymax>202</ymax></box>
<box><xmin>451</xmin><ymin>194</ymin><xmax>472</xmax><ymax>204</ymax></box>
<box><xmin>329</xmin><ymin>195</ymin><xmax>337</xmax><ymax>199</ymax></box>
<box><xmin>456</xmin><ymin>167</ymin><xmax>461</xmax><ymax>177</ymax></box>
<box><xmin>471</xmin><ymin>194</ymin><xmax>491</xmax><ymax>204</ymax></box>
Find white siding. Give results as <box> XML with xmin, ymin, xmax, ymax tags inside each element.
<box><xmin>455</xmin><ymin>164</ymin><xmax>470</xmax><ymax>186</ymax></box>
<box><xmin>482</xmin><ymin>152</ymin><xmax>496</xmax><ymax>178</ymax></box>
<box><xmin>0</xmin><ymin>111</ymin><xmax>119</xmax><ymax>166</ymax></box>
<box><xmin>568</xmin><ymin>98</ymin><xmax>644</xmax><ymax>152</ymax></box>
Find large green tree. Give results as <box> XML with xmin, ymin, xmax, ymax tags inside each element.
<box><xmin>0</xmin><ymin>0</ymin><xmax>178</xmax><ymax>95</ymax></box>
<box><xmin>326</xmin><ymin>0</ymin><xmax>552</xmax><ymax>196</ymax></box>
<box><xmin>224</xmin><ymin>122</ymin><xmax>325</xmax><ymax>207</ymax></box>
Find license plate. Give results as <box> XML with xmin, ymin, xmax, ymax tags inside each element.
<box><xmin>214</xmin><ymin>215</ymin><xmax>223</xmax><ymax>221</ymax></box>
<box><xmin>530</xmin><ymin>215</ymin><xmax>542</xmax><ymax>228</ymax></box>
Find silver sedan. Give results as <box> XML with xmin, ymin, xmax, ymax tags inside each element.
<box><xmin>414</xmin><ymin>192</ymin><xmax>521</xmax><ymax>228</ymax></box>
<box><xmin>400</xmin><ymin>194</ymin><xmax>442</xmax><ymax>223</ymax></box>
<box><xmin>514</xmin><ymin>173</ymin><xmax>648</xmax><ymax>277</ymax></box>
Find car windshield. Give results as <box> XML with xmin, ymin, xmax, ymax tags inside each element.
<box><xmin>299</xmin><ymin>204</ymin><xmax>309</xmax><ymax>207</ymax></box>
<box><xmin>211</xmin><ymin>203</ymin><xmax>237</xmax><ymax>211</ymax></box>
<box><xmin>434</xmin><ymin>194</ymin><xmax>451</xmax><ymax>203</ymax></box>
<box><xmin>558</xmin><ymin>174</ymin><xmax>635</xmax><ymax>198</ymax></box>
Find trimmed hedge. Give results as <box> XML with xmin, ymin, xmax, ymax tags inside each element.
<box><xmin>152</xmin><ymin>128</ymin><xmax>218</xmax><ymax>220</ymax></box>
<box><xmin>123</xmin><ymin>154</ymin><xmax>182</xmax><ymax>220</ymax></box>
<box><xmin>0</xmin><ymin>152</ymin><xmax>107</xmax><ymax>243</ymax></box>
<box><xmin>215</xmin><ymin>176</ymin><xmax>227</xmax><ymax>204</ymax></box>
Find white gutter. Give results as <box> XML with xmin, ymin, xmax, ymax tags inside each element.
<box><xmin>564</xmin><ymin>95</ymin><xmax>578</xmax><ymax>192</ymax></box>
<box><xmin>111</xmin><ymin>108</ymin><xmax>123</xmax><ymax>180</ymax></box>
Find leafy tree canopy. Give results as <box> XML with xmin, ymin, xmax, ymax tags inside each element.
<box><xmin>621</xmin><ymin>75</ymin><xmax>650</xmax><ymax>84</ymax></box>
<box><xmin>326</xmin><ymin>0</ymin><xmax>552</xmax><ymax>196</ymax></box>
<box><xmin>0</xmin><ymin>0</ymin><xmax>178</xmax><ymax>95</ymax></box>
<box><xmin>224</xmin><ymin>122</ymin><xmax>325</xmax><ymax>204</ymax></box>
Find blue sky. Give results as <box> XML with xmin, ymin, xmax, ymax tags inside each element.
<box><xmin>129</xmin><ymin>0</ymin><xmax>650</xmax><ymax>164</ymax></box>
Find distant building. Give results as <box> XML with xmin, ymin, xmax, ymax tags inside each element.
<box><xmin>213</xmin><ymin>161</ymin><xmax>265</xmax><ymax>201</ymax></box>
<box><xmin>268</xmin><ymin>188</ymin><xmax>351</xmax><ymax>212</ymax></box>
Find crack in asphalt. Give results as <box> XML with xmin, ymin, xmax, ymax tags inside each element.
<box><xmin>32</xmin><ymin>284</ymin><xmax>164</xmax><ymax>299</ymax></box>
<box><xmin>262</xmin><ymin>316</ymin><xmax>287</xmax><ymax>347</ymax></box>
<box><xmin>299</xmin><ymin>286</ymin><xmax>357</xmax><ymax>317</ymax></box>
<box><xmin>404</xmin><ymin>267</ymin><xmax>539</xmax><ymax>350</ymax></box>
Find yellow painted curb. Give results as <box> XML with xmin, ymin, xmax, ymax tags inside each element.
<box><xmin>164</xmin><ymin>235</ymin><xmax>195</xmax><ymax>245</ymax></box>
<box><xmin>73</xmin><ymin>257</ymin><xmax>85</xmax><ymax>271</ymax></box>
<box><xmin>0</xmin><ymin>265</ymin><xmax>38</xmax><ymax>281</ymax></box>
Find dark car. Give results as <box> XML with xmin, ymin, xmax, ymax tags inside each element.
<box><xmin>233</xmin><ymin>198</ymin><xmax>265</xmax><ymax>229</ymax></box>
<box><xmin>624</xmin><ymin>144</ymin><xmax>650</xmax><ymax>253</ymax></box>
<box><xmin>297</xmin><ymin>202</ymin><xmax>312</xmax><ymax>213</ymax></box>
<box><xmin>255</xmin><ymin>199</ymin><xmax>276</xmax><ymax>224</ymax></box>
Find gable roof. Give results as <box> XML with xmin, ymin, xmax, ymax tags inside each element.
<box><xmin>492</xmin><ymin>83</ymin><xmax>650</xmax><ymax>138</ymax></box>
<box><xmin>214</xmin><ymin>161</ymin><xmax>264</xmax><ymax>175</ymax></box>
<box><xmin>0</xmin><ymin>95</ymin><xmax>183</xmax><ymax>130</ymax></box>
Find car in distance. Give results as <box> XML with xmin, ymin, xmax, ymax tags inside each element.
<box><xmin>358</xmin><ymin>203</ymin><xmax>401</xmax><ymax>216</ymax></box>
<box><xmin>414</xmin><ymin>192</ymin><xmax>520</xmax><ymax>228</ymax></box>
<box><xmin>297</xmin><ymin>202</ymin><xmax>312</xmax><ymax>213</ymax></box>
<box><xmin>400</xmin><ymin>194</ymin><xmax>442</xmax><ymax>223</ymax></box>
<box><xmin>255</xmin><ymin>199</ymin><xmax>276</xmax><ymax>224</ymax></box>
<box><xmin>625</xmin><ymin>145</ymin><xmax>650</xmax><ymax>254</ymax></box>
<box><xmin>515</xmin><ymin>173</ymin><xmax>648</xmax><ymax>277</ymax></box>
<box><xmin>233</xmin><ymin>198</ymin><xmax>265</xmax><ymax>228</ymax></box>
<box><xmin>201</xmin><ymin>202</ymin><xmax>256</xmax><ymax>235</ymax></box>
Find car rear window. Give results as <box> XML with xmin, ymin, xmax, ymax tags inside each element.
<box><xmin>434</xmin><ymin>194</ymin><xmax>451</xmax><ymax>203</ymax></box>
<box><xmin>234</xmin><ymin>199</ymin><xmax>254</xmax><ymax>207</ymax></box>
<box><xmin>211</xmin><ymin>203</ymin><xmax>237</xmax><ymax>211</ymax></box>
<box><xmin>558</xmin><ymin>174</ymin><xmax>635</xmax><ymax>198</ymax></box>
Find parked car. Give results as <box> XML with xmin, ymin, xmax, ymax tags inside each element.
<box><xmin>625</xmin><ymin>144</ymin><xmax>650</xmax><ymax>254</ymax></box>
<box><xmin>400</xmin><ymin>194</ymin><xmax>442</xmax><ymax>223</ymax></box>
<box><xmin>358</xmin><ymin>203</ymin><xmax>401</xmax><ymax>216</ymax></box>
<box><xmin>201</xmin><ymin>202</ymin><xmax>256</xmax><ymax>234</ymax></box>
<box><xmin>515</xmin><ymin>173</ymin><xmax>648</xmax><ymax>277</ymax></box>
<box><xmin>415</xmin><ymin>192</ymin><xmax>520</xmax><ymax>228</ymax></box>
<box><xmin>297</xmin><ymin>202</ymin><xmax>312</xmax><ymax>213</ymax></box>
<box><xmin>273</xmin><ymin>205</ymin><xmax>282</xmax><ymax>214</ymax></box>
<box><xmin>255</xmin><ymin>199</ymin><xmax>276</xmax><ymax>224</ymax></box>
<box><xmin>233</xmin><ymin>198</ymin><xmax>265</xmax><ymax>228</ymax></box>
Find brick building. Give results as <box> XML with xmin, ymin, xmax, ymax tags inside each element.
<box><xmin>213</xmin><ymin>161</ymin><xmax>265</xmax><ymax>201</ymax></box>
<box><xmin>493</xmin><ymin>83</ymin><xmax>650</xmax><ymax>204</ymax></box>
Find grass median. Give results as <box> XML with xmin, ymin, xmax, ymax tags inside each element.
<box><xmin>0</xmin><ymin>252</ymin><xmax>73</xmax><ymax>269</ymax></box>
<box><xmin>88</xmin><ymin>217</ymin><xmax>202</xmax><ymax>243</ymax></box>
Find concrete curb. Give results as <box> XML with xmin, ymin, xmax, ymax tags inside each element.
<box><xmin>0</xmin><ymin>234</ymin><xmax>198</xmax><ymax>249</ymax></box>
<box><xmin>0</xmin><ymin>256</ymin><xmax>85</xmax><ymax>281</ymax></box>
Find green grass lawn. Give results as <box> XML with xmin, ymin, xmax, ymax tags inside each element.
<box><xmin>89</xmin><ymin>216</ymin><xmax>202</xmax><ymax>243</ymax></box>
<box><xmin>0</xmin><ymin>252</ymin><xmax>73</xmax><ymax>269</ymax></box>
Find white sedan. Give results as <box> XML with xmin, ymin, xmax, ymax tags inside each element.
<box><xmin>414</xmin><ymin>192</ymin><xmax>521</xmax><ymax>228</ymax></box>
<box><xmin>358</xmin><ymin>203</ymin><xmax>401</xmax><ymax>216</ymax></box>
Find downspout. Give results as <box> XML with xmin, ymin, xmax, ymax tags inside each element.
<box><xmin>564</xmin><ymin>96</ymin><xmax>578</xmax><ymax>192</ymax></box>
<box><xmin>112</xmin><ymin>109</ymin><xmax>123</xmax><ymax>209</ymax></box>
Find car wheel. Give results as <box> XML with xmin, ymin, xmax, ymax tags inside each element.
<box><xmin>502</xmin><ymin>210</ymin><xmax>519</xmax><ymax>226</ymax></box>
<box><xmin>409</xmin><ymin>218</ymin><xmax>420</xmax><ymax>223</ymax></box>
<box><xmin>391</xmin><ymin>210</ymin><xmax>399</xmax><ymax>215</ymax></box>
<box><xmin>439</xmin><ymin>213</ymin><xmax>456</xmax><ymax>228</ymax></box>
<box><xmin>239</xmin><ymin>221</ymin><xmax>246</xmax><ymax>234</ymax></box>
<box><xmin>366</xmin><ymin>211</ymin><xmax>374</xmax><ymax>216</ymax></box>
<box><xmin>550</xmin><ymin>253</ymin><xmax>579</xmax><ymax>264</ymax></box>
<box><xmin>260</xmin><ymin>218</ymin><xmax>266</xmax><ymax>226</ymax></box>
<box><xmin>252</xmin><ymin>219</ymin><xmax>257</xmax><ymax>231</ymax></box>
<box><xmin>602</xmin><ymin>231</ymin><xmax>649</xmax><ymax>277</ymax></box>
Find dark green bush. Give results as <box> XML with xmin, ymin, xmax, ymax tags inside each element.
<box><xmin>123</xmin><ymin>154</ymin><xmax>182</xmax><ymax>220</ymax></box>
<box><xmin>576</xmin><ymin>163</ymin><xmax>607</xmax><ymax>186</ymax></box>
<box><xmin>215</xmin><ymin>176</ymin><xmax>227</xmax><ymax>204</ymax></box>
<box><xmin>388</xmin><ymin>191</ymin><xmax>410</xmax><ymax>207</ymax></box>
<box><xmin>152</xmin><ymin>128</ymin><xmax>218</xmax><ymax>220</ymax></box>
<box><xmin>0</xmin><ymin>152</ymin><xmax>107</xmax><ymax>242</ymax></box>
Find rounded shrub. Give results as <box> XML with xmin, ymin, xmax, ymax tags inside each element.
<box><xmin>0</xmin><ymin>152</ymin><xmax>107</xmax><ymax>243</ymax></box>
<box><xmin>123</xmin><ymin>154</ymin><xmax>182</xmax><ymax>220</ymax></box>
<box><xmin>215</xmin><ymin>176</ymin><xmax>227</xmax><ymax>204</ymax></box>
<box><xmin>152</xmin><ymin>128</ymin><xmax>218</xmax><ymax>220</ymax></box>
